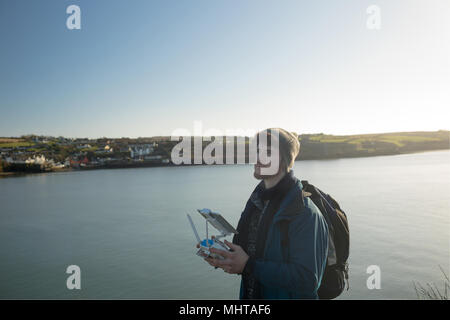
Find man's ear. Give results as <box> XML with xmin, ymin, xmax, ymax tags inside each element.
<box><xmin>281</xmin><ymin>158</ymin><xmax>290</xmax><ymax>173</ymax></box>
<box><xmin>277</xmin><ymin>160</ymin><xmax>288</xmax><ymax>176</ymax></box>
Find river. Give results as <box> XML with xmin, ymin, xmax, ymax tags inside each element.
<box><xmin>0</xmin><ymin>150</ymin><xmax>449</xmax><ymax>299</ymax></box>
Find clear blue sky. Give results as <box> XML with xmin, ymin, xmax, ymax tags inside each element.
<box><xmin>0</xmin><ymin>0</ymin><xmax>448</xmax><ymax>138</ymax></box>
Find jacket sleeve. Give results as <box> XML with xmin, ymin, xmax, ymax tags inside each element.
<box><xmin>246</xmin><ymin>206</ymin><xmax>329</xmax><ymax>294</ymax></box>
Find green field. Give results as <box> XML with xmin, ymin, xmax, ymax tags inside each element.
<box><xmin>298</xmin><ymin>130</ymin><xmax>449</xmax><ymax>160</ymax></box>
<box><xmin>308</xmin><ymin>131</ymin><xmax>448</xmax><ymax>145</ymax></box>
<box><xmin>0</xmin><ymin>141</ymin><xmax>34</xmax><ymax>148</ymax></box>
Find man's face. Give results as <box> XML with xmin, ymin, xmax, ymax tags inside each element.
<box><xmin>253</xmin><ymin>142</ymin><xmax>281</xmax><ymax>180</ymax></box>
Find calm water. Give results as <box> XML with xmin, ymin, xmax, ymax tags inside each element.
<box><xmin>1</xmin><ymin>150</ymin><xmax>449</xmax><ymax>299</ymax></box>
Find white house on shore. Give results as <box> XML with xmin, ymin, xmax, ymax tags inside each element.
<box><xmin>25</xmin><ymin>155</ymin><xmax>47</xmax><ymax>165</ymax></box>
<box><xmin>129</xmin><ymin>144</ymin><xmax>156</xmax><ymax>159</ymax></box>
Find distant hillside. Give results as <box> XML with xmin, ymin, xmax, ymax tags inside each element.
<box><xmin>1</xmin><ymin>131</ymin><xmax>449</xmax><ymax>169</ymax></box>
<box><xmin>152</xmin><ymin>130</ymin><xmax>450</xmax><ymax>161</ymax></box>
<box><xmin>296</xmin><ymin>130</ymin><xmax>449</xmax><ymax>160</ymax></box>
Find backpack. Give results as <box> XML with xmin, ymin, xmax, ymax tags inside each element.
<box><xmin>280</xmin><ymin>180</ymin><xmax>350</xmax><ymax>299</ymax></box>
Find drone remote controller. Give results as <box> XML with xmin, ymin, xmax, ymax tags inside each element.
<box><xmin>187</xmin><ymin>209</ymin><xmax>238</xmax><ymax>261</ymax></box>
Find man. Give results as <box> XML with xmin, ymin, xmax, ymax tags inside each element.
<box><xmin>202</xmin><ymin>128</ymin><xmax>329</xmax><ymax>299</ymax></box>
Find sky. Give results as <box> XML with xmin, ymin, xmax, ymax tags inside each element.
<box><xmin>0</xmin><ymin>0</ymin><xmax>449</xmax><ymax>138</ymax></box>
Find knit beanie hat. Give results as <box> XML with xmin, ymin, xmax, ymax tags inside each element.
<box><xmin>260</xmin><ymin>128</ymin><xmax>300</xmax><ymax>171</ymax></box>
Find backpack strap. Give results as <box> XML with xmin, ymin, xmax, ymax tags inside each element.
<box><xmin>279</xmin><ymin>188</ymin><xmax>308</xmax><ymax>249</ymax></box>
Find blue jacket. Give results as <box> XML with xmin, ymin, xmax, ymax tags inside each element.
<box><xmin>236</xmin><ymin>180</ymin><xmax>329</xmax><ymax>299</ymax></box>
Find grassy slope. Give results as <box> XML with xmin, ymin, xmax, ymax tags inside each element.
<box><xmin>298</xmin><ymin>130</ymin><xmax>449</xmax><ymax>160</ymax></box>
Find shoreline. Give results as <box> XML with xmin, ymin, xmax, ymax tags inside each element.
<box><xmin>1</xmin><ymin>148</ymin><xmax>448</xmax><ymax>179</ymax></box>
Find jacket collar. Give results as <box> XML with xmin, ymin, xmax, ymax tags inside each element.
<box><xmin>249</xmin><ymin>170</ymin><xmax>296</xmax><ymax>211</ymax></box>
<box><xmin>249</xmin><ymin>175</ymin><xmax>305</xmax><ymax>223</ymax></box>
<box><xmin>272</xmin><ymin>180</ymin><xmax>305</xmax><ymax>224</ymax></box>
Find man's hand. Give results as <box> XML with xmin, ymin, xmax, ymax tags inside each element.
<box><xmin>196</xmin><ymin>241</ymin><xmax>209</xmax><ymax>258</ymax></box>
<box><xmin>205</xmin><ymin>240</ymin><xmax>249</xmax><ymax>274</ymax></box>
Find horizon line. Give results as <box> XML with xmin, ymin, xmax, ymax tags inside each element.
<box><xmin>1</xmin><ymin>129</ymin><xmax>449</xmax><ymax>140</ymax></box>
